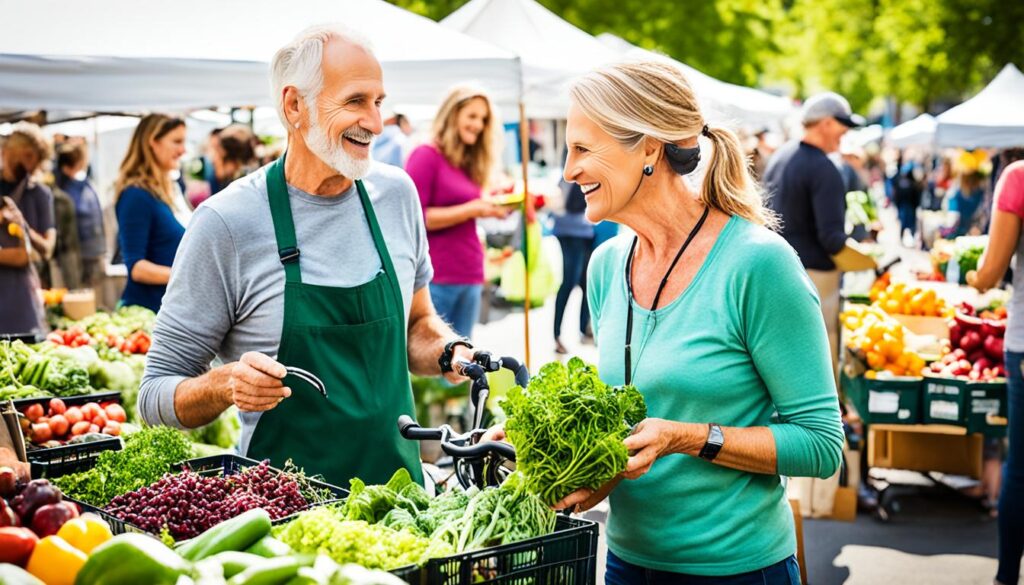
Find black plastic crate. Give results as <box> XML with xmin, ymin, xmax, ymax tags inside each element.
<box><xmin>12</xmin><ymin>390</ymin><xmax>121</xmax><ymax>409</ymax></box>
<box><xmin>29</xmin><ymin>436</ymin><xmax>122</xmax><ymax>478</ymax></box>
<box><xmin>70</xmin><ymin>454</ymin><xmax>347</xmax><ymax>540</ymax></box>
<box><xmin>422</xmin><ymin>515</ymin><xmax>599</xmax><ymax>585</ymax></box>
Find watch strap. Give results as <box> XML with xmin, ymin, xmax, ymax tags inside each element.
<box><xmin>698</xmin><ymin>423</ymin><xmax>724</xmax><ymax>461</ymax></box>
<box><xmin>439</xmin><ymin>339</ymin><xmax>474</xmax><ymax>374</ymax></box>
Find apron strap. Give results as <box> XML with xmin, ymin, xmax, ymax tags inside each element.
<box><xmin>355</xmin><ymin>179</ymin><xmax>404</xmax><ymax>311</ymax></box>
<box><xmin>266</xmin><ymin>153</ymin><xmax>302</xmax><ymax>284</ymax></box>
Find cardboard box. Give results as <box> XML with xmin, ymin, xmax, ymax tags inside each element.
<box><xmin>868</xmin><ymin>423</ymin><xmax>983</xmax><ymax>479</ymax></box>
<box><xmin>892</xmin><ymin>314</ymin><xmax>950</xmax><ymax>338</ymax></box>
<box><xmin>62</xmin><ymin>289</ymin><xmax>97</xmax><ymax>320</ymax></box>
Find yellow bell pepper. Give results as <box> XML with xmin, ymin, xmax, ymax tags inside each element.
<box><xmin>57</xmin><ymin>516</ymin><xmax>113</xmax><ymax>554</ymax></box>
<box><xmin>26</xmin><ymin>535</ymin><xmax>87</xmax><ymax>585</ymax></box>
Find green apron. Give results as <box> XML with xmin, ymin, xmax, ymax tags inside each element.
<box><xmin>246</xmin><ymin>155</ymin><xmax>423</xmax><ymax>488</ymax></box>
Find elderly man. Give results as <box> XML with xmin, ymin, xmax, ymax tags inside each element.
<box><xmin>1</xmin><ymin>122</ymin><xmax>56</xmax><ymax>336</ymax></box>
<box><xmin>140</xmin><ymin>25</ymin><xmax>483</xmax><ymax>488</ymax></box>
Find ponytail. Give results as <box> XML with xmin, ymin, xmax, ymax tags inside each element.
<box><xmin>701</xmin><ymin>126</ymin><xmax>777</xmax><ymax>229</ymax></box>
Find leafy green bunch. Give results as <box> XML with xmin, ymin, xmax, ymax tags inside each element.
<box><xmin>501</xmin><ymin>358</ymin><xmax>647</xmax><ymax>506</ymax></box>
<box><xmin>54</xmin><ymin>425</ymin><xmax>194</xmax><ymax>506</ymax></box>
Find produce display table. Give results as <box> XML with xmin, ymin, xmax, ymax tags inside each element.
<box><xmin>866</xmin><ymin>423</ymin><xmax>985</xmax><ymax>521</ymax></box>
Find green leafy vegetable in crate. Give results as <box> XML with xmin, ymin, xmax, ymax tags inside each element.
<box><xmin>274</xmin><ymin>506</ymin><xmax>452</xmax><ymax>570</ymax></box>
<box><xmin>501</xmin><ymin>357</ymin><xmax>647</xmax><ymax>506</ymax></box>
<box><xmin>54</xmin><ymin>425</ymin><xmax>193</xmax><ymax>506</ymax></box>
<box><xmin>0</xmin><ymin>340</ymin><xmax>92</xmax><ymax>396</ymax></box>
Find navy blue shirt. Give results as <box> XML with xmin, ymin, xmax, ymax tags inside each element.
<box><xmin>115</xmin><ymin>186</ymin><xmax>185</xmax><ymax>312</ymax></box>
<box><xmin>57</xmin><ymin>173</ymin><xmax>106</xmax><ymax>260</ymax></box>
<box><xmin>764</xmin><ymin>141</ymin><xmax>847</xmax><ymax>271</ymax></box>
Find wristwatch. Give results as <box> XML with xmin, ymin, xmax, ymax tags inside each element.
<box><xmin>698</xmin><ymin>423</ymin><xmax>725</xmax><ymax>461</ymax></box>
<box><xmin>438</xmin><ymin>339</ymin><xmax>474</xmax><ymax>374</ymax></box>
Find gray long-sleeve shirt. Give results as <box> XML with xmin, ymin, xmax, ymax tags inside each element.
<box><xmin>764</xmin><ymin>141</ymin><xmax>848</xmax><ymax>271</ymax></box>
<box><xmin>139</xmin><ymin>163</ymin><xmax>432</xmax><ymax>454</ymax></box>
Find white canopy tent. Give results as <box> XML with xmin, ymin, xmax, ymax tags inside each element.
<box><xmin>0</xmin><ymin>0</ymin><xmax>522</xmax><ymax>113</ymax></box>
<box><xmin>888</xmin><ymin>114</ymin><xmax>937</xmax><ymax>149</ymax></box>
<box><xmin>597</xmin><ymin>34</ymin><xmax>794</xmax><ymax>130</ymax></box>
<box><xmin>936</xmin><ymin>64</ymin><xmax>1024</xmax><ymax>149</ymax></box>
<box><xmin>441</xmin><ymin>0</ymin><xmax>622</xmax><ymax>119</ymax></box>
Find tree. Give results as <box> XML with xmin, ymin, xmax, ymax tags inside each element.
<box><xmin>388</xmin><ymin>0</ymin><xmax>784</xmax><ymax>87</ymax></box>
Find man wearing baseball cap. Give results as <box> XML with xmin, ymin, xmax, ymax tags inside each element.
<box><xmin>765</xmin><ymin>92</ymin><xmax>873</xmax><ymax>380</ymax></box>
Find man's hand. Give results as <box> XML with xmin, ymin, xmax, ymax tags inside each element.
<box><xmin>2</xmin><ymin>197</ymin><xmax>25</xmax><ymax>227</ymax></box>
<box><xmin>551</xmin><ymin>476</ymin><xmax>623</xmax><ymax>513</ymax></box>
<box><xmin>228</xmin><ymin>352</ymin><xmax>292</xmax><ymax>412</ymax></box>
<box><xmin>444</xmin><ymin>344</ymin><xmax>476</xmax><ymax>385</ymax></box>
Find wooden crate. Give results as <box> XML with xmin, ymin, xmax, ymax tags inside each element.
<box><xmin>868</xmin><ymin>424</ymin><xmax>983</xmax><ymax>479</ymax></box>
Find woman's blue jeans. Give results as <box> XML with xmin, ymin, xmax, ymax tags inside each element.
<box><xmin>606</xmin><ymin>551</ymin><xmax>801</xmax><ymax>585</ymax></box>
<box><xmin>430</xmin><ymin>283</ymin><xmax>483</xmax><ymax>339</ymax></box>
<box><xmin>997</xmin><ymin>351</ymin><xmax>1024</xmax><ymax>584</ymax></box>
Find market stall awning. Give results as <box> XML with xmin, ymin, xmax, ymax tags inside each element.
<box><xmin>888</xmin><ymin>114</ymin><xmax>937</xmax><ymax>149</ymax></box>
<box><xmin>441</xmin><ymin>0</ymin><xmax>622</xmax><ymax>118</ymax></box>
<box><xmin>596</xmin><ymin>34</ymin><xmax>793</xmax><ymax>129</ymax></box>
<box><xmin>0</xmin><ymin>0</ymin><xmax>522</xmax><ymax>112</ymax></box>
<box><xmin>936</xmin><ymin>64</ymin><xmax>1024</xmax><ymax>149</ymax></box>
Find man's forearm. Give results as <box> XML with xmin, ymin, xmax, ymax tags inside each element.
<box><xmin>173</xmin><ymin>364</ymin><xmax>235</xmax><ymax>428</ymax></box>
<box><xmin>407</xmin><ymin>313</ymin><xmax>456</xmax><ymax>376</ymax></box>
<box><xmin>28</xmin><ymin>228</ymin><xmax>55</xmax><ymax>260</ymax></box>
<box><xmin>0</xmin><ymin>246</ymin><xmax>29</xmax><ymax>267</ymax></box>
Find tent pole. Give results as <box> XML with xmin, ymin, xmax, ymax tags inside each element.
<box><xmin>518</xmin><ymin>102</ymin><xmax>532</xmax><ymax>371</ymax></box>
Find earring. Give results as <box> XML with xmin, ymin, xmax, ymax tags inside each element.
<box><xmin>294</xmin><ymin>122</ymin><xmax>300</xmax><ymax>129</ymax></box>
<box><xmin>643</xmin><ymin>165</ymin><xmax>654</xmax><ymax>176</ymax></box>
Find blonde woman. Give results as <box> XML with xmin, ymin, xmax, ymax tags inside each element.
<box><xmin>553</xmin><ymin>61</ymin><xmax>843</xmax><ymax>583</ymax></box>
<box><xmin>114</xmin><ymin>114</ymin><xmax>187</xmax><ymax>312</ymax></box>
<box><xmin>406</xmin><ymin>85</ymin><xmax>511</xmax><ymax>339</ymax></box>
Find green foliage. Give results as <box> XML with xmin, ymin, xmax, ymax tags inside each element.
<box><xmin>54</xmin><ymin>425</ymin><xmax>194</xmax><ymax>506</ymax></box>
<box><xmin>388</xmin><ymin>0</ymin><xmax>1024</xmax><ymax>114</ymax></box>
<box><xmin>501</xmin><ymin>358</ymin><xmax>646</xmax><ymax>506</ymax></box>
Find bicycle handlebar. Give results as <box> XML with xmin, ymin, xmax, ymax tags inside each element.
<box><xmin>397</xmin><ymin>414</ymin><xmax>441</xmax><ymax>440</ymax></box>
<box><xmin>441</xmin><ymin>440</ymin><xmax>517</xmax><ymax>461</ymax></box>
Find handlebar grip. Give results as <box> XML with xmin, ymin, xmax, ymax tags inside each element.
<box><xmin>397</xmin><ymin>415</ymin><xmax>443</xmax><ymax>440</ymax></box>
<box><xmin>441</xmin><ymin>440</ymin><xmax>517</xmax><ymax>462</ymax></box>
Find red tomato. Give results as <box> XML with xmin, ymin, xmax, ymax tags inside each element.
<box><xmin>88</xmin><ymin>424</ymin><xmax>100</xmax><ymax>434</ymax></box>
<box><xmin>91</xmin><ymin>414</ymin><xmax>108</xmax><ymax>430</ymax></box>
<box><xmin>24</xmin><ymin>404</ymin><xmax>44</xmax><ymax>423</ymax></box>
<box><xmin>81</xmin><ymin>403</ymin><xmax>102</xmax><ymax>421</ymax></box>
<box><xmin>102</xmin><ymin>421</ymin><xmax>121</xmax><ymax>437</ymax></box>
<box><xmin>64</xmin><ymin>407</ymin><xmax>83</xmax><ymax>425</ymax></box>
<box><xmin>48</xmin><ymin>398</ymin><xmax>66</xmax><ymax>416</ymax></box>
<box><xmin>103</xmin><ymin>404</ymin><xmax>127</xmax><ymax>424</ymax></box>
<box><xmin>0</xmin><ymin>527</ymin><xmax>38</xmax><ymax>565</ymax></box>
<box><xmin>47</xmin><ymin>415</ymin><xmax>69</xmax><ymax>438</ymax></box>
<box><xmin>30</xmin><ymin>423</ymin><xmax>52</xmax><ymax>443</ymax></box>
<box><xmin>71</xmin><ymin>421</ymin><xmax>91</xmax><ymax>436</ymax></box>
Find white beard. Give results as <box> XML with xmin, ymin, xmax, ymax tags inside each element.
<box><xmin>305</xmin><ymin>120</ymin><xmax>373</xmax><ymax>180</ymax></box>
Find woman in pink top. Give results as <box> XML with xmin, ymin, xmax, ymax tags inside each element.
<box><xmin>966</xmin><ymin>149</ymin><xmax>1024</xmax><ymax>585</ymax></box>
<box><xmin>406</xmin><ymin>85</ymin><xmax>510</xmax><ymax>339</ymax></box>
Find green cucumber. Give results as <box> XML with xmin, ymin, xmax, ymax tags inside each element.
<box><xmin>177</xmin><ymin>508</ymin><xmax>272</xmax><ymax>561</ymax></box>
<box><xmin>245</xmin><ymin>536</ymin><xmax>293</xmax><ymax>558</ymax></box>
<box><xmin>75</xmin><ymin>533</ymin><xmax>193</xmax><ymax>585</ymax></box>
<box><xmin>207</xmin><ymin>551</ymin><xmax>271</xmax><ymax>578</ymax></box>
<box><xmin>227</xmin><ymin>556</ymin><xmax>315</xmax><ymax>585</ymax></box>
<box><xmin>0</xmin><ymin>564</ymin><xmax>45</xmax><ymax>585</ymax></box>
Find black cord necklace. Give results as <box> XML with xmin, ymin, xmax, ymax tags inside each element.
<box><xmin>624</xmin><ymin>205</ymin><xmax>710</xmax><ymax>385</ymax></box>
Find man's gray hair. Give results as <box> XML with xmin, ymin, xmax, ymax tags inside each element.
<box><xmin>270</xmin><ymin>24</ymin><xmax>374</xmax><ymax>129</ymax></box>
